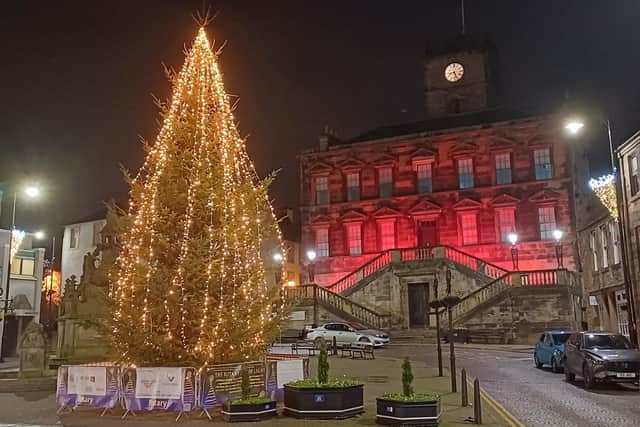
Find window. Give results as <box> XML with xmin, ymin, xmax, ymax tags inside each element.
<box><xmin>495</xmin><ymin>153</ymin><xmax>512</xmax><ymax>184</ymax></box>
<box><xmin>497</xmin><ymin>209</ymin><xmax>516</xmax><ymax>242</ymax></box>
<box><xmin>537</xmin><ymin>206</ymin><xmax>556</xmax><ymax>240</ymax></box>
<box><xmin>458</xmin><ymin>158</ymin><xmax>474</xmax><ymax>189</ymax></box>
<box><xmin>534</xmin><ymin>148</ymin><xmax>552</xmax><ymax>180</ymax></box>
<box><xmin>346</xmin><ymin>224</ymin><xmax>362</xmax><ymax>255</ymax></box>
<box><xmin>379</xmin><ymin>221</ymin><xmax>396</xmax><ymax>251</ymax></box>
<box><xmin>315</xmin><ymin>228</ymin><xmax>329</xmax><ymax>257</ymax></box>
<box><xmin>93</xmin><ymin>222</ymin><xmax>103</xmax><ymax>246</ymax></box>
<box><xmin>600</xmin><ymin>224</ymin><xmax>609</xmax><ymax>269</ymax></box>
<box><xmin>315</xmin><ymin>176</ymin><xmax>329</xmax><ymax>205</ymax></box>
<box><xmin>590</xmin><ymin>230</ymin><xmax>599</xmax><ymax>272</ymax></box>
<box><xmin>11</xmin><ymin>257</ymin><xmax>35</xmax><ymax>276</ymax></box>
<box><xmin>610</xmin><ymin>221</ymin><xmax>620</xmax><ymax>264</ymax></box>
<box><xmin>69</xmin><ymin>227</ymin><xmax>80</xmax><ymax>249</ymax></box>
<box><xmin>630</xmin><ymin>155</ymin><xmax>639</xmax><ymax>196</ymax></box>
<box><xmin>346</xmin><ymin>173</ymin><xmax>360</xmax><ymax>201</ymax></box>
<box><xmin>460</xmin><ymin>213</ymin><xmax>478</xmax><ymax>245</ymax></box>
<box><xmin>416</xmin><ymin>163</ymin><xmax>432</xmax><ymax>193</ymax></box>
<box><xmin>378</xmin><ymin>168</ymin><xmax>393</xmax><ymax>198</ymax></box>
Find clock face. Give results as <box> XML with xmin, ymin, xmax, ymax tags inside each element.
<box><xmin>445</xmin><ymin>62</ymin><xmax>464</xmax><ymax>82</ymax></box>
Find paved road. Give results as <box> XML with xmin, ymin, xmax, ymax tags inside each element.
<box><xmin>380</xmin><ymin>344</ymin><xmax>640</xmax><ymax>427</ymax></box>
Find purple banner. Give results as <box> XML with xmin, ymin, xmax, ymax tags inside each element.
<box><xmin>56</xmin><ymin>365</ymin><xmax>119</xmax><ymax>409</ymax></box>
<box><xmin>121</xmin><ymin>367</ymin><xmax>196</xmax><ymax>412</ymax></box>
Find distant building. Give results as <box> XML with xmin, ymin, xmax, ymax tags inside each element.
<box><xmin>61</xmin><ymin>213</ymin><xmax>107</xmax><ymax>295</ymax></box>
<box><xmin>292</xmin><ymin>35</ymin><xmax>584</xmax><ymax>341</ymax></box>
<box><xmin>577</xmin><ymin>200</ymin><xmax>627</xmax><ymax>334</ymax></box>
<box><xmin>0</xmin><ymin>230</ymin><xmax>46</xmax><ymax>358</ymax></box>
<box><xmin>616</xmin><ymin>131</ymin><xmax>640</xmax><ymax>342</ymax></box>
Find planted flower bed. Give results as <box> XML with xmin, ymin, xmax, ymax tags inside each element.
<box><xmin>376</xmin><ymin>358</ymin><xmax>440</xmax><ymax>426</ymax></box>
<box><xmin>284</xmin><ymin>340</ymin><xmax>364</xmax><ymax>419</ymax></box>
<box><xmin>222</xmin><ymin>396</ymin><xmax>277</xmax><ymax>422</ymax></box>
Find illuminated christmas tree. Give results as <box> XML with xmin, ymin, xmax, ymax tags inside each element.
<box><xmin>109</xmin><ymin>27</ymin><xmax>284</xmax><ymax>367</ymax></box>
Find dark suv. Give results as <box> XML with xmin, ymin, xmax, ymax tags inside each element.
<box><xmin>564</xmin><ymin>331</ymin><xmax>640</xmax><ymax>389</ymax></box>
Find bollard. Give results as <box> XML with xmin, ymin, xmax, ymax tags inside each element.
<box><xmin>461</xmin><ymin>369</ymin><xmax>468</xmax><ymax>407</ymax></box>
<box><xmin>473</xmin><ymin>378</ymin><xmax>482</xmax><ymax>424</ymax></box>
<box><xmin>332</xmin><ymin>336</ymin><xmax>338</xmax><ymax>356</ymax></box>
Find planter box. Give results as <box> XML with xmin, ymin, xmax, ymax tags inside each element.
<box><xmin>284</xmin><ymin>384</ymin><xmax>364</xmax><ymax>419</ymax></box>
<box><xmin>376</xmin><ymin>398</ymin><xmax>440</xmax><ymax>426</ymax></box>
<box><xmin>222</xmin><ymin>400</ymin><xmax>277</xmax><ymax>422</ymax></box>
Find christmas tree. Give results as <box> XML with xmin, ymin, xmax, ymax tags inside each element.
<box><xmin>109</xmin><ymin>27</ymin><xmax>284</xmax><ymax>367</ymax></box>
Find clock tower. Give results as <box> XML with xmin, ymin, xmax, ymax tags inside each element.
<box><xmin>424</xmin><ymin>36</ymin><xmax>496</xmax><ymax>118</ymax></box>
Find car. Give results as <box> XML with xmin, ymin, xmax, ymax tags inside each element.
<box><xmin>350</xmin><ymin>323</ymin><xmax>390</xmax><ymax>347</ymax></box>
<box><xmin>534</xmin><ymin>330</ymin><xmax>572</xmax><ymax>373</ymax></box>
<box><xmin>305</xmin><ymin>322</ymin><xmax>390</xmax><ymax>347</ymax></box>
<box><xmin>563</xmin><ymin>331</ymin><xmax>640</xmax><ymax>389</ymax></box>
<box><xmin>305</xmin><ymin>322</ymin><xmax>363</xmax><ymax>346</ymax></box>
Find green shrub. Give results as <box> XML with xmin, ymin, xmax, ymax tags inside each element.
<box><xmin>318</xmin><ymin>339</ymin><xmax>329</xmax><ymax>384</ymax></box>
<box><xmin>240</xmin><ymin>366</ymin><xmax>251</xmax><ymax>399</ymax></box>
<box><xmin>402</xmin><ymin>357</ymin><xmax>414</xmax><ymax>397</ymax></box>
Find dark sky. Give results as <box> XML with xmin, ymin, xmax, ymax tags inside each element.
<box><xmin>1</xmin><ymin>1</ymin><xmax>640</xmax><ymax>256</ymax></box>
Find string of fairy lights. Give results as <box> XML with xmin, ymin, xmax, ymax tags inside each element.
<box><xmin>589</xmin><ymin>174</ymin><xmax>618</xmax><ymax>221</ymax></box>
<box><xmin>111</xmin><ymin>28</ymin><xmax>286</xmax><ymax>366</ymax></box>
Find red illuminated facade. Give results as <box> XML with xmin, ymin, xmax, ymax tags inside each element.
<box><xmin>299</xmin><ymin>37</ymin><xmax>578</xmax><ymax>287</ymax></box>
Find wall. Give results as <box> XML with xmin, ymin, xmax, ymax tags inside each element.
<box><xmin>462</xmin><ymin>285</ymin><xmax>578</xmax><ymax>344</ymax></box>
<box><xmin>61</xmin><ymin>219</ymin><xmax>106</xmax><ymax>293</ymax></box>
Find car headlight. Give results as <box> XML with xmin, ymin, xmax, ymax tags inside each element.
<box><xmin>589</xmin><ymin>357</ymin><xmax>606</xmax><ymax>366</ymax></box>
<box><xmin>375</xmin><ymin>334</ymin><xmax>383</xmax><ymax>338</ymax></box>
<box><xmin>553</xmin><ymin>349</ymin><xmax>562</xmax><ymax>357</ymax></box>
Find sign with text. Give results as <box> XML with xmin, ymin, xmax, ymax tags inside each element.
<box><xmin>56</xmin><ymin>365</ymin><xmax>119</xmax><ymax>410</ymax></box>
<box><xmin>122</xmin><ymin>367</ymin><xmax>196</xmax><ymax>413</ymax></box>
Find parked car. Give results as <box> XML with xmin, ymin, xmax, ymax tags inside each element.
<box><xmin>350</xmin><ymin>323</ymin><xmax>390</xmax><ymax>346</ymax></box>
<box><xmin>564</xmin><ymin>331</ymin><xmax>640</xmax><ymax>389</ymax></box>
<box><xmin>534</xmin><ymin>330</ymin><xmax>572</xmax><ymax>372</ymax></box>
<box><xmin>305</xmin><ymin>322</ymin><xmax>390</xmax><ymax>347</ymax></box>
<box><xmin>306</xmin><ymin>322</ymin><xmax>362</xmax><ymax>345</ymax></box>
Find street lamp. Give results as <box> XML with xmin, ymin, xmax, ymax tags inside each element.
<box><xmin>34</xmin><ymin>231</ymin><xmax>45</xmax><ymax>240</ymax></box>
<box><xmin>566</xmin><ymin>115</ymin><xmax>638</xmax><ymax>348</ymax></box>
<box><xmin>429</xmin><ymin>277</ymin><xmax>443</xmax><ymax>377</ymax></box>
<box><xmin>507</xmin><ymin>232</ymin><xmax>519</xmax><ymax>270</ymax></box>
<box><xmin>0</xmin><ymin>185</ymin><xmax>41</xmax><ymax>360</ymax></box>
<box><xmin>553</xmin><ymin>229</ymin><xmax>564</xmax><ymax>268</ymax></box>
<box><xmin>305</xmin><ymin>249</ymin><xmax>317</xmax><ymax>284</ymax></box>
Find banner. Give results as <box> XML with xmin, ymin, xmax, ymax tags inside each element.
<box><xmin>198</xmin><ymin>361</ymin><xmax>265</xmax><ymax>410</ymax></box>
<box><xmin>56</xmin><ymin>365</ymin><xmax>119</xmax><ymax>410</ymax></box>
<box><xmin>122</xmin><ymin>367</ymin><xmax>196</xmax><ymax>413</ymax></box>
<box><xmin>265</xmin><ymin>354</ymin><xmax>309</xmax><ymax>401</ymax></box>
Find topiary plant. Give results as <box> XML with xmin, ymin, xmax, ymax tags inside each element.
<box><xmin>318</xmin><ymin>339</ymin><xmax>329</xmax><ymax>384</ymax></box>
<box><xmin>240</xmin><ymin>365</ymin><xmax>251</xmax><ymax>399</ymax></box>
<box><xmin>402</xmin><ymin>357</ymin><xmax>414</xmax><ymax>397</ymax></box>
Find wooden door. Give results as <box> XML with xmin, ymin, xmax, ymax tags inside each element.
<box><xmin>418</xmin><ymin>221</ymin><xmax>438</xmax><ymax>247</ymax></box>
<box><xmin>408</xmin><ymin>283</ymin><xmax>429</xmax><ymax>328</ymax></box>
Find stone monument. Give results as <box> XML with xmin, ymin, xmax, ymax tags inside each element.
<box><xmin>18</xmin><ymin>321</ymin><xmax>47</xmax><ymax>378</ymax></box>
<box><xmin>55</xmin><ymin>204</ymin><xmax>123</xmax><ymax>364</ymax></box>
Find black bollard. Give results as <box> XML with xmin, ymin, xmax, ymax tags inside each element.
<box><xmin>473</xmin><ymin>378</ymin><xmax>482</xmax><ymax>424</ymax></box>
<box><xmin>461</xmin><ymin>369</ymin><xmax>468</xmax><ymax>407</ymax></box>
<box><xmin>332</xmin><ymin>336</ymin><xmax>338</xmax><ymax>356</ymax></box>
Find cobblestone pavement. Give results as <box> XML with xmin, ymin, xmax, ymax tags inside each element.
<box><xmin>380</xmin><ymin>343</ymin><xmax>640</xmax><ymax>427</ymax></box>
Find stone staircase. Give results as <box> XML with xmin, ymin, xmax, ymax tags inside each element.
<box><xmin>284</xmin><ymin>246</ymin><xmax>580</xmax><ymax>338</ymax></box>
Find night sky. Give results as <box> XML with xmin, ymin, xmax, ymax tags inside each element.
<box><xmin>1</xmin><ymin>1</ymin><xmax>639</xmax><ymax>258</ymax></box>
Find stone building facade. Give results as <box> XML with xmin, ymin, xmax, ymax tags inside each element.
<box><xmin>617</xmin><ymin>130</ymin><xmax>640</xmax><ymax>342</ymax></box>
<box><xmin>576</xmin><ymin>196</ymin><xmax>627</xmax><ymax>334</ymax></box>
<box><xmin>300</xmin><ymin>112</ymin><xmax>578</xmax><ymax>286</ymax></box>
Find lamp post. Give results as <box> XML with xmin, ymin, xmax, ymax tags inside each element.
<box><xmin>553</xmin><ymin>229</ymin><xmax>564</xmax><ymax>268</ymax></box>
<box><xmin>565</xmin><ymin>117</ymin><xmax>638</xmax><ymax>348</ymax></box>
<box><xmin>443</xmin><ymin>268</ymin><xmax>460</xmax><ymax>393</ymax></box>
<box><xmin>305</xmin><ymin>249</ymin><xmax>316</xmax><ymax>284</ymax></box>
<box><xmin>507</xmin><ymin>232</ymin><xmax>519</xmax><ymax>271</ymax></box>
<box><xmin>431</xmin><ymin>277</ymin><xmax>443</xmax><ymax>377</ymax></box>
<box><xmin>0</xmin><ymin>185</ymin><xmax>41</xmax><ymax>360</ymax></box>
<box><xmin>272</xmin><ymin>251</ymin><xmax>283</xmax><ymax>285</ymax></box>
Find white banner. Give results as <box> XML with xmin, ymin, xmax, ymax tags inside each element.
<box><xmin>135</xmin><ymin>367</ymin><xmax>183</xmax><ymax>400</ymax></box>
<box><xmin>67</xmin><ymin>366</ymin><xmax>107</xmax><ymax>396</ymax></box>
<box><xmin>276</xmin><ymin>359</ymin><xmax>304</xmax><ymax>388</ymax></box>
